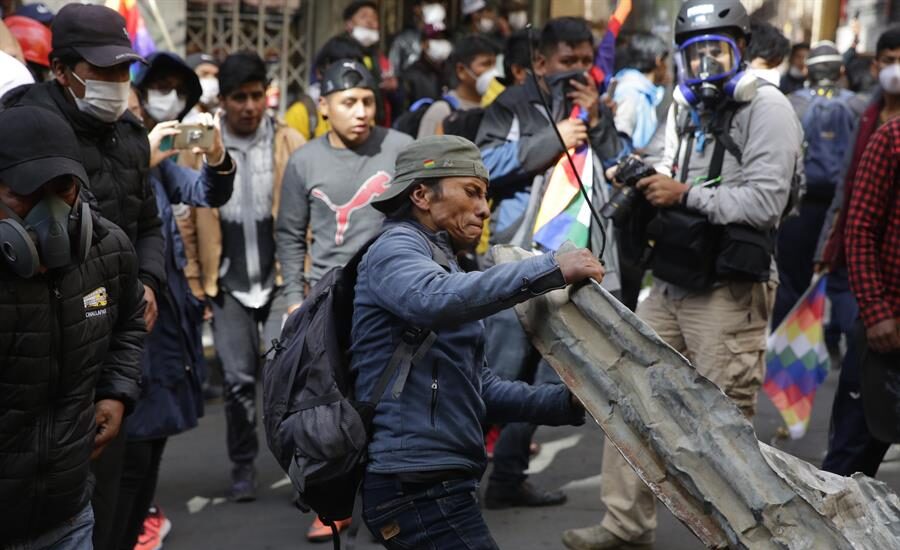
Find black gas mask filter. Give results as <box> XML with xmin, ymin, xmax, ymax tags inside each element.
<box><xmin>0</xmin><ymin>195</ymin><xmax>93</xmax><ymax>278</ymax></box>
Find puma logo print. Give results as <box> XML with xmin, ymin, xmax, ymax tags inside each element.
<box><xmin>312</xmin><ymin>171</ymin><xmax>392</xmax><ymax>245</ymax></box>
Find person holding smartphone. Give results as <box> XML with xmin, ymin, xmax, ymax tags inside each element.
<box><xmin>107</xmin><ymin>51</ymin><xmax>236</xmax><ymax>550</ymax></box>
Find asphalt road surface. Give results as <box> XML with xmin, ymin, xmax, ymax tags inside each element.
<box><xmin>155</xmin><ymin>367</ymin><xmax>900</xmax><ymax>550</ymax></box>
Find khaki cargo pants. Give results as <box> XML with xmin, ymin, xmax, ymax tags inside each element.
<box><xmin>599</xmin><ymin>280</ymin><xmax>776</xmax><ymax>543</ymax></box>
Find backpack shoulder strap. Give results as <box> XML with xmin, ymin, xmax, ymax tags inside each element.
<box><xmin>442</xmin><ymin>94</ymin><xmax>460</xmax><ymax>111</ymax></box>
<box><xmin>713</xmin><ymin>80</ymin><xmax>779</xmax><ymax>165</ymax></box>
<box><xmin>410</xmin><ymin>96</ymin><xmax>436</xmax><ymax>112</ymax></box>
<box><xmin>709</xmin><ymin>101</ymin><xmax>745</xmax><ymax>179</ymax></box>
<box><xmin>425</xmin><ymin>237</ymin><xmax>452</xmax><ymax>271</ymax></box>
<box><xmin>300</xmin><ymin>94</ymin><xmax>318</xmax><ymax>136</ymax></box>
<box><xmin>362</xmin><ymin>224</ymin><xmax>451</xmax><ymax>404</ymax></box>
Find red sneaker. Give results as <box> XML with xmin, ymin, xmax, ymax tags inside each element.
<box><xmin>307</xmin><ymin>515</ymin><xmax>352</xmax><ymax>542</ymax></box>
<box><xmin>485</xmin><ymin>425</ymin><xmax>501</xmax><ymax>460</ymax></box>
<box><xmin>134</xmin><ymin>505</ymin><xmax>171</xmax><ymax>550</ymax></box>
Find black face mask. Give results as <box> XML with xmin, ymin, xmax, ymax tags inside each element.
<box><xmin>544</xmin><ymin>69</ymin><xmax>588</xmax><ymax>117</ymax></box>
<box><xmin>0</xmin><ymin>195</ymin><xmax>92</xmax><ymax>278</ymax></box>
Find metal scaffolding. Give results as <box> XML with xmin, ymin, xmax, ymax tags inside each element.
<box><xmin>185</xmin><ymin>0</ymin><xmax>312</xmax><ymax>112</ymax></box>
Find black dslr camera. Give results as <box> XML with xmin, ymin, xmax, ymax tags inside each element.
<box><xmin>600</xmin><ymin>156</ymin><xmax>656</xmax><ymax>225</ymax></box>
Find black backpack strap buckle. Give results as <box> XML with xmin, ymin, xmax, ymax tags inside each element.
<box><xmin>401</xmin><ymin>326</ymin><xmax>426</xmax><ymax>345</ymax></box>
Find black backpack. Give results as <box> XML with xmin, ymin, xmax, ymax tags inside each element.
<box><xmin>442</xmin><ymin>107</ymin><xmax>485</xmax><ymax>143</ymax></box>
<box><xmin>392</xmin><ymin>94</ymin><xmax>459</xmax><ymax>137</ymax></box>
<box><xmin>261</xmin><ymin>227</ymin><xmax>450</xmax><ymax>535</ymax></box>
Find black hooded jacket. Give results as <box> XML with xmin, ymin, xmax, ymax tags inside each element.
<box><xmin>0</xmin><ymin>215</ymin><xmax>146</xmax><ymax>543</ymax></box>
<box><xmin>133</xmin><ymin>51</ymin><xmax>203</xmax><ymax>122</ymax></box>
<box><xmin>5</xmin><ymin>81</ymin><xmax>166</xmax><ymax>296</ymax></box>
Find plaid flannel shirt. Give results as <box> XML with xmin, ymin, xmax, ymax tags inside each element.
<box><xmin>845</xmin><ymin>117</ymin><xmax>900</xmax><ymax>328</ymax></box>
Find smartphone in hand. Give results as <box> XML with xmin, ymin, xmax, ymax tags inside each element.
<box><xmin>160</xmin><ymin>123</ymin><xmax>215</xmax><ymax>151</ymax></box>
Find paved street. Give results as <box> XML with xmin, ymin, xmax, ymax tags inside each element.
<box><xmin>155</xmin><ymin>366</ymin><xmax>900</xmax><ymax>549</ymax></box>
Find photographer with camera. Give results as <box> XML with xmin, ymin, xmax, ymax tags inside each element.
<box><xmin>563</xmin><ymin>2</ymin><xmax>803</xmax><ymax>549</ymax></box>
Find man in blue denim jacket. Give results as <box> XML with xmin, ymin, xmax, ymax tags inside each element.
<box><xmin>352</xmin><ymin>135</ymin><xmax>605</xmax><ymax>549</ymax></box>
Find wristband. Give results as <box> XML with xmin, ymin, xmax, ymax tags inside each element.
<box><xmin>207</xmin><ymin>152</ymin><xmax>234</xmax><ymax>175</ymax></box>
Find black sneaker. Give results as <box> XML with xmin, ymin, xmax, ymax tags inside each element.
<box><xmin>484</xmin><ymin>480</ymin><xmax>567</xmax><ymax>509</ymax></box>
<box><xmin>227</xmin><ymin>464</ymin><xmax>257</xmax><ymax>502</ymax></box>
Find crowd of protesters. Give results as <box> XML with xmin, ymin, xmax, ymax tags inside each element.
<box><xmin>0</xmin><ymin>0</ymin><xmax>898</xmax><ymax>550</ymax></box>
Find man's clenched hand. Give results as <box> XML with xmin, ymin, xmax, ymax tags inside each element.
<box><xmin>556</xmin><ymin>248</ymin><xmax>605</xmax><ymax>284</ymax></box>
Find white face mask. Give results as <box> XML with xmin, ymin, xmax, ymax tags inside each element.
<box><xmin>477</xmin><ymin>17</ymin><xmax>496</xmax><ymax>33</ymax></box>
<box><xmin>351</xmin><ymin>26</ymin><xmax>380</xmax><ymax>48</ymax></box>
<box><xmin>880</xmin><ymin>64</ymin><xmax>900</xmax><ymax>95</ymax></box>
<box><xmin>69</xmin><ymin>72</ymin><xmax>130</xmax><ymax>123</ymax></box>
<box><xmin>426</xmin><ymin>39</ymin><xmax>453</xmax><ymax>63</ymax></box>
<box><xmin>508</xmin><ymin>10</ymin><xmax>528</xmax><ymax>31</ymax></box>
<box><xmin>145</xmin><ymin>89</ymin><xmax>186</xmax><ymax>122</ymax></box>
<box><xmin>475</xmin><ymin>67</ymin><xmax>499</xmax><ymax>97</ymax></box>
<box><xmin>422</xmin><ymin>3</ymin><xmax>446</xmax><ymax>26</ymax></box>
<box><xmin>199</xmin><ymin>77</ymin><xmax>219</xmax><ymax>107</ymax></box>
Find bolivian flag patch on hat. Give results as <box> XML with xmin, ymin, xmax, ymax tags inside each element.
<box><xmin>423</xmin><ymin>159</ymin><xmax>436</xmax><ymax>169</ymax></box>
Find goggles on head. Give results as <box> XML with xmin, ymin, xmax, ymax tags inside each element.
<box><xmin>676</xmin><ymin>34</ymin><xmax>742</xmax><ymax>86</ymax></box>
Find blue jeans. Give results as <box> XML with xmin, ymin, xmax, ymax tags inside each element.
<box><xmin>484</xmin><ymin>308</ymin><xmax>560</xmax><ymax>487</ymax></box>
<box><xmin>6</xmin><ymin>504</ymin><xmax>93</xmax><ymax>550</ymax></box>
<box><xmin>362</xmin><ymin>472</ymin><xmax>499</xmax><ymax>550</ymax></box>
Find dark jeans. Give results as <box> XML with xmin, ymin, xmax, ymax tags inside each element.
<box><xmin>210</xmin><ymin>290</ymin><xmax>281</xmax><ymax>468</ymax></box>
<box><xmin>362</xmin><ymin>472</ymin><xmax>499</xmax><ymax>550</ymax></box>
<box><xmin>824</xmin><ymin>268</ymin><xmax>859</xmax><ymax>352</ymax></box>
<box><xmin>91</xmin><ymin>428</ymin><xmax>126</xmax><ymax>550</ymax></box>
<box><xmin>772</xmin><ymin>198</ymin><xmax>830</xmax><ymax>329</ymax></box>
<box><xmin>112</xmin><ymin>437</ymin><xmax>168</xmax><ymax>549</ymax></box>
<box><xmin>821</xmin><ymin>317</ymin><xmax>890</xmax><ymax>477</ymax></box>
<box><xmin>484</xmin><ymin>308</ymin><xmax>560</xmax><ymax>488</ymax></box>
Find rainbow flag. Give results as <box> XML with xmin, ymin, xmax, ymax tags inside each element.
<box><xmin>763</xmin><ymin>275</ymin><xmax>831</xmax><ymax>439</ymax></box>
<box><xmin>532</xmin><ymin>144</ymin><xmax>593</xmax><ymax>251</ymax></box>
<box><xmin>106</xmin><ymin>0</ymin><xmax>156</xmax><ymax>59</ymax></box>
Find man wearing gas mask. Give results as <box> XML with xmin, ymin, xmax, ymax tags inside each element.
<box><xmin>0</xmin><ymin>105</ymin><xmax>146</xmax><ymax>549</ymax></box>
<box><xmin>562</xmin><ymin>2</ymin><xmax>803</xmax><ymax>549</ymax></box>
<box><xmin>2</xmin><ymin>4</ymin><xmax>167</xmax><ymax>548</ymax></box>
<box><xmin>476</xmin><ymin>16</ymin><xmax>624</xmax><ymax>511</ymax></box>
